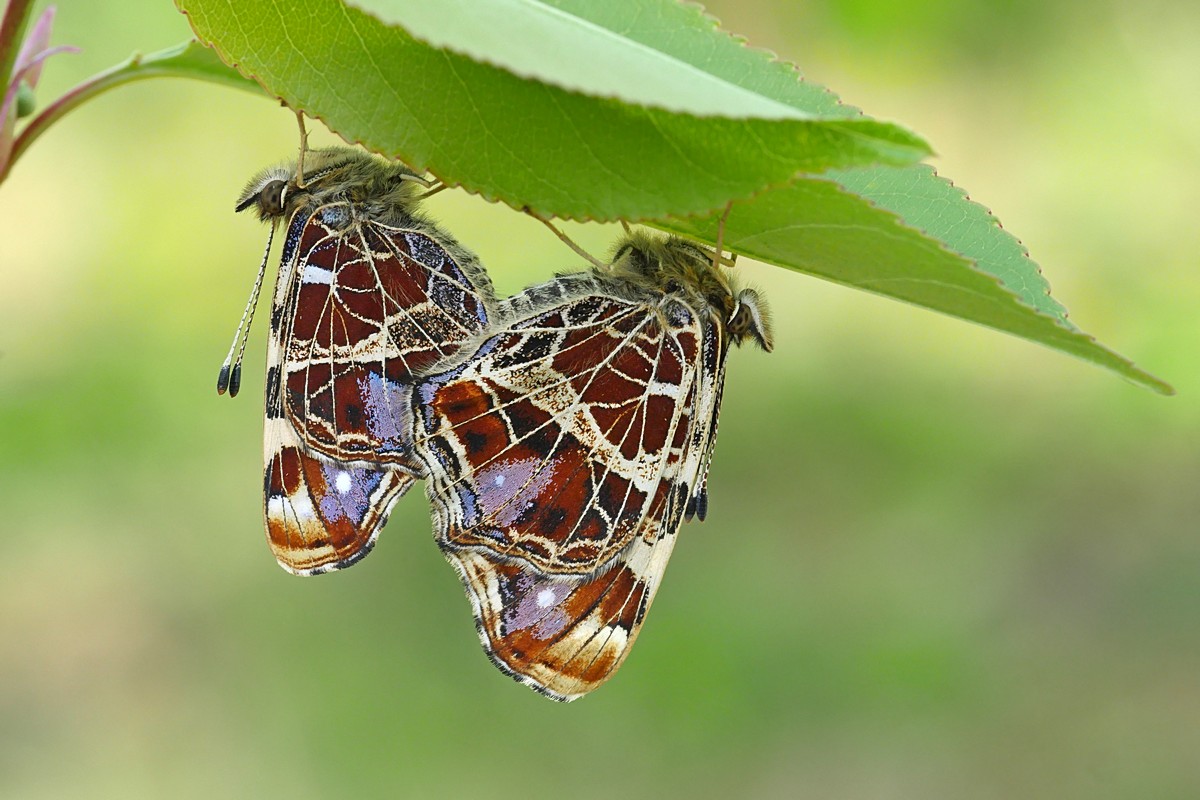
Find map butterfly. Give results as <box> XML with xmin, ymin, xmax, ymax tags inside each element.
<box><xmin>223</xmin><ymin>147</ymin><xmax>496</xmax><ymax>574</ymax></box>
<box><xmin>410</xmin><ymin>231</ymin><xmax>772</xmax><ymax>700</ymax></box>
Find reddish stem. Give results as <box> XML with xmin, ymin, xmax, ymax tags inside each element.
<box><xmin>0</xmin><ymin>0</ymin><xmax>37</xmax><ymax>89</ymax></box>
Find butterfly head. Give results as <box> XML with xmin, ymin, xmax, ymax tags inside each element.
<box><xmin>235</xmin><ymin>162</ymin><xmax>297</xmax><ymax>223</ymax></box>
<box><xmin>609</xmin><ymin>231</ymin><xmax>773</xmax><ymax>351</ymax></box>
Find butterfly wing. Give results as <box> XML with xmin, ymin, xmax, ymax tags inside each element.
<box><xmin>264</xmin><ymin>417</ymin><xmax>414</xmax><ymax>575</ymax></box>
<box><xmin>279</xmin><ymin>204</ymin><xmax>494</xmax><ymax>464</ymax></box>
<box><xmin>414</xmin><ymin>275</ymin><xmax>705</xmax><ymax>573</ymax></box>
<box><xmin>263</xmin><ymin>201</ymin><xmax>494</xmax><ymax>574</ymax></box>
<box><xmin>413</xmin><ymin>274</ymin><xmax>730</xmax><ymax>696</ymax></box>
<box><xmin>444</xmin><ymin>523</ymin><xmax>678</xmax><ymax>701</ymax></box>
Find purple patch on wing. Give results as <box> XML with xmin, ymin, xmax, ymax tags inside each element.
<box><xmin>455</xmin><ymin>482</ymin><xmax>479</xmax><ymax>527</ymax></box>
<box><xmin>474</xmin><ymin>457</ymin><xmax>556</xmax><ymax>527</ymax></box>
<box><xmin>503</xmin><ymin>572</ymin><xmax>574</xmax><ymax>640</ymax></box>
<box><xmin>361</xmin><ymin>372</ymin><xmax>408</xmax><ymax>450</ymax></box>
<box><xmin>404</xmin><ymin>232</ymin><xmax>445</xmax><ymax>269</ymax></box>
<box><xmin>317</xmin><ymin>462</ymin><xmax>384</xmax><ymax>523</ymax></box>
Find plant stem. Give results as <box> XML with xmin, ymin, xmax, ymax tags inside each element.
<box><xmin>0</xmin><ymin>0</ymin><xmax>36</xmax><ymax>92</ymax></box>
<box><xmin>0</xmin><ymin>40</ymin><xmax>265</xmax><ymax>183</ymax></box>
<box><xmin>2</xmin><ymin>53</ymin><xmax>150</xmax><ymax>181</ymax></box>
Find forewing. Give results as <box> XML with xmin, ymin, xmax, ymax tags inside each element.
<box><xmin>683</xmin><ymin>314</ymin><xmax>732</xmax><ymax>523</ymax></box>
<box><xmin>413</xmin><ymin>284</ymin><xmax>704</xmax><ymax>575</ymax></box>
<box><xmin>279</xmin><ymin>205</ymin><xmax>493</xmax><ymax>464</ymax></box>
<box><xmin>260</xmin><ymin>205</ymin><xmax>480</xmax><ymax>573</ymax></box>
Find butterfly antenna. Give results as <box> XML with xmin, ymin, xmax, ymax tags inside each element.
<box><xmin>217</xmin><ymin>222</ymin><xmax>276</xmax><ymax>397</ymax></box>
<box><xmin>530</xmin><ymin>212</ymin><xmax>607</xmax><ymax>270</ymax></box>
<box><xmin>619</xmin><ymin>219</ymin><xmax>633</xmax><ymax>235</ymax></box>
<box><xmin>294</xmin><ymin>110</ymin><xmax>310</xmax><ymax>188</ymax></box>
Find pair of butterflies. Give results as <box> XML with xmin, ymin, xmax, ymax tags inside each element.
<box><xmin>221</xmin><ymin>147</ymin><xmax>772</xmax><ymax>701</ymax></box>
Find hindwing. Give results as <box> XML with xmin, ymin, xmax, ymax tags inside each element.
<box><xmin>263</xmin><ymin>417</ymin><xmax>414</xmax><ymax>575</ymax></box>
<box><xmin>445</xmin><ymin>524</ymin><xmax>678</xmax><ymax>701</ymax></box>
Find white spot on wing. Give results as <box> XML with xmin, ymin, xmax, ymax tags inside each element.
<box><xmin>536</xmin><ymin>588</ymin><xmax>556</xmax><ymax>608</ymax></box>
<box><xmin>647</xmin><ymin>380</ymin><xmax>680</xmax><ymax>399</ymax></box>
<box><xmin>335</xmin><ymin>471</ymin><xmax>352</xmax><ymax>494</ymax></box>
<box><xmin>301</xmin><ymin>265</ymin><xmax>335</xmax><ymax>285</ymax></box>
<box><xmin>290</xmin><ymin>496</ymin><xmax>316</xmax><ymax>519</ymax></box>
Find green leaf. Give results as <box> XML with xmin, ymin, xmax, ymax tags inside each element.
<box><xmin>522</xmin><ymin>0</ymin><xmax>860</xmax><ymax>119</ymax></box>
<box><xmin>346</xmin><ymin>0</ymin><xmax>838</xmax><ymax>119</ymax></box>
<box><xmin>659</xmin><ymin>179</ymin><xmax>1173</xmax><ymax>395</ymax></box>
<box><xmin>172</xmin><ymin>0</ymin><xmax>1168</xmax><ymax>392</ymax></box>
<box><xmin>129</xmin><ymin>40</ymin><xmax>267</xmax><ymax>95</ymax></box>
<box><xmin>175</xmin><ymin>0</ymin><xmax>930</xmax><ymax>221</ymax></box>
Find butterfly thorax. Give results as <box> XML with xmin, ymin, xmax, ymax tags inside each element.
<box><xmin>608</xmin><ymin>232</ymin><xmax>772</xmax><ymax>351</ymax></box>
<box><xmin>235</xmin><ymin>148</ymin><xmax>426</xmax><ymax>229</ymax></box>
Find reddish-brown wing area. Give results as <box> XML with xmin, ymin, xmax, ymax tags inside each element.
<box><xmin>445</xmin><ymin>524</ymin><xmax>678</xmax><ymax>701</ymax></box>
<box><xmin>263</xmin><ymin>418</ymin><xmax>415</xmax><ymax>574</ymax></box>
<box><xmin>283</xmin><ymin>211</ymin><xmax>491</xmax><ymax>465</ymax></box>
<box><xmin>414</xmin><ymin>291</ymin><xmax>701</xmax><ymax>575</ymax></box>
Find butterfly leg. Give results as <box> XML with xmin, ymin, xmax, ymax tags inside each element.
<box><xmin>294</xmin><ymin>109</ymin><xmax>310</xmax><ymax>188</ymax></box>
<box><xmin>712</xmin><ymin>200</ymin><xmax>734</xmax><ymax>272</ymax></box>
<box><xmin>528</xmin><ymin>211</ymin><xmax>607</xmax><ymax>270</ymax></box>
<box><xmin>417</xmin><ymin>180</ymin><xmax>449</xmax><ymax>199</ymax></box>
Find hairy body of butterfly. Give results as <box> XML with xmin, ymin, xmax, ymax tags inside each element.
<box><xmin>231</xmin><ymin>148</ymin><xmax>496</xmax><ymax>575</ymax></box>
<box><xmin>410</xmin><ymin>231</ymin><xmax>772</xmax><ymax>700</ymax></box>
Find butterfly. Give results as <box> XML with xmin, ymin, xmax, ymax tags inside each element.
<box><xmin>223</xmin><ymin>147</ymin><xmax>497</xmax><ymax>574</ymax></box>
<box><xmin>409</xmin><ymin>231</ymin><xmax>772</xmax><ymax>700</ymax></box>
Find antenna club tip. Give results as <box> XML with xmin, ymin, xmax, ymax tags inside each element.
<box><xmin>217</xmin><ymin>364</ymin><xmax>231</xmax><ymax>395</ymax></box>
<box><xmin>229</xmin><ymin>365</ymin><xmax>242</xmax><ymax>398</ymax></box>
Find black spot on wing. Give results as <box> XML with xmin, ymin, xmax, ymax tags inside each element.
<box><xmin>536</xmin><ymin>506</ymin><xmax>568</xmax><ymax>537</ymax></box>
<box><xmin>493</xmin><ymin>332</ymin><xmax>557</xmax><ymax>370</ymax></box>
<box><xmin>464</xmin><ymin>430</ymin><xmax>490</xmax><ymax>456</ymax></box>
<box><xmin>265</xmin><ymin>365</ymin><xmax>283</xmax><ymax>418</ymax></box>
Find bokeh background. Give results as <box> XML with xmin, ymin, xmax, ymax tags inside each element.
<box><xmin>2</xmin><ymin>1</ymin><xmax>1197</xmax><ymax>797</ymax></box>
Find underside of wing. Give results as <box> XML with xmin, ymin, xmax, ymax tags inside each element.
<box><xmin>281</xmin><ymin>208</ymin><xmax>494</xmax><ymax>465</ymax></box>
<box><xmin>444</xmin><ymin>526</ymin><xmax>679</xmax><ymax>701</ymax></box>
<box><xmin>413</xmin><ymin>284</ymin><xmax>704</xmax><ymax>575</ymax></box>
<box><xmin>263</xmin><ymin>417</ymin><xmax>416</xmax><ymax>575</ymax></box>
<box><xmin>259</xmin><ymin>207</ymin><xmax>491</xmax><ymax>573</ymax></box>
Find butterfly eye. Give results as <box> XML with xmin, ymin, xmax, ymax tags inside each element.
<box><xmin>664</xmin><ymin>279</ymin><xmax>682</xmax><ymax>293</ymax></box>
<box><xmin>260</xmin><ymin>180</ymin><xmax>288</xmax><ymax>216</ymax></box>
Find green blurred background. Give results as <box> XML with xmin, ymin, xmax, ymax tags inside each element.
<box><xmin>1</xmin><ymin>1</ymin><xmax>1197</xmax><ymax>797</ymax></box>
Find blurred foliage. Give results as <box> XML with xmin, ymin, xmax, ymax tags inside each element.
<box><xmin>0</xmin><ymin>0</ymin><xmax>1197</xmax><ymax>798</ymax></box>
